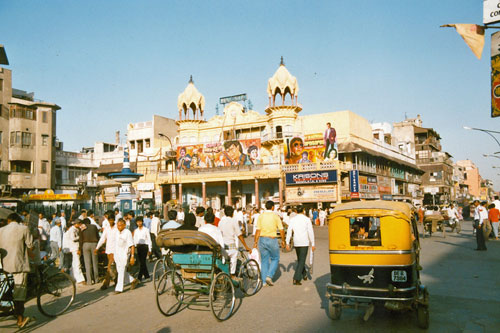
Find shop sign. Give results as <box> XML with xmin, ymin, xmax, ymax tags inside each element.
<box><xmin>26</xmin><ymin>190</ymin><xmax>83</xmax><ymax>201</ymax></box>
<box><xmin>285</xmin><ymin>185</ymin><xmax>337</xmax><ymax>203</ymax></box>
<box><xmin>137</xmin><ymin>182</ymin><xmax>155</xmax><ymax>191</ymax></box>
<box><xmin>377</xmin><ymin>176</ymin><xmax>391</xmax><ymax>194</ymax></box>
<box><xmin>349</xmin><ymin>170</ymin><xmax>359</xmax><ymax>193</ymax></box>
<box><xmin>484</xmin><ymin>0</ymin><xmax>500</xmax><ymax>25</ymax></box>
<box><xmin>382</xmin><ymin>194</ymin><xmax>393</xmax><ymax>201</ymax></box>
<box><xmin>285</xmin><ymin>170</ymin><xmax>337</xmax><ymax>185</ymax></box>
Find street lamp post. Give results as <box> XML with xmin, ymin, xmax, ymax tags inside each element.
<box><xmin>158</xmin><ymin>133</ymin><xmax>176</xmax><ymax>184</ymax></box>
<box><xmin>464</xmin><ymin>126</ymin><xmax>500</xmax><ymax>153</ymax></box>
<box><xmin>483</xmin><ymin>154</ymin><xmax>500</xmax><ymax>159</ymax></box>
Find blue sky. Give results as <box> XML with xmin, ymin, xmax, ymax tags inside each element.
<box><xmin>2</xmin><ymin>1</ymin><xmax>499</xmax><ymax>188</ymax></box>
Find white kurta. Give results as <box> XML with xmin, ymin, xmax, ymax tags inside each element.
<box><xmin>114</xmin><ymin>229</ymin><xmax>134</xmax><ymax>292</ymax></box>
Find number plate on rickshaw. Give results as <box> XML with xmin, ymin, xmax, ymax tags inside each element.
<box><xmin>391</xmin><ymin>270</ymin><xmax>407</xmax><ymax>282</ymax></box>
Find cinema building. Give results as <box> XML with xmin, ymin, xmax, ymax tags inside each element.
<box><xmin>133</xmin><ymin>60</ymin><xmax>423</xmax><ymax>210</ymax></box>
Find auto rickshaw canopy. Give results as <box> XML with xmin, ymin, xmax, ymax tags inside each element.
<box><xmin>331</xmin><ymin>200</ymin><xmax>412</xmax><ymax>220</ymax></box>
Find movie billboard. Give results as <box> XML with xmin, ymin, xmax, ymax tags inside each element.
<box><xmin>284</xmin><ymin>131</ymin><xmax>338</xmax><ymax>164</ymax></box>
<box><xmin>177</xmin><ymin>138</ymin><xmax>261</xmax><ymax>169</ymax></box>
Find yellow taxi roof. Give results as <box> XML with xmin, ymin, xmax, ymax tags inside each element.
<box><xmin>331</xmin><ymin>200</ymin><xmax>412</xmax><ymax>219</ymax></box>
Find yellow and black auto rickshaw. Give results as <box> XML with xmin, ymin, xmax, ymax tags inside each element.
<box><xmin>326</xmin><ymin>201</ymin><xmax>429</xmax><ymax>329</ymax></box>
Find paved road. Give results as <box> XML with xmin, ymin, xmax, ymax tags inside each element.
<box><xmin>1</xmin><ymin>222</ymin><xmax>499</xmax><ymax>332</ymax></box>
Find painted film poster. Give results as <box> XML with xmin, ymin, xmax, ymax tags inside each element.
<box><xmin>492</xmin><ymin>31</ymin><xmax>500</xmax><ymax>117</ymax></box>
<box><xmin>284</xmin><ymin>133</ymin><xmax>338</xmax><ymax>165</ymax></box>
<box><xmin>177</xmin><ymin>138</ymin><xmax>261</xmax><ymax>169</ymax></box>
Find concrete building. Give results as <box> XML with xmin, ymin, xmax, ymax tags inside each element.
<box><xmin>0</xmin><ymin>45</ymin><xmax>11</xmax><ymax>190</ymax></box>
<box><xmin>8</xmin><ymin>89</ymin><xmax>61</xmax><ymax>195</ymax></box>
<box><xmin>393</xmin><ymin>116</ymin><xmax>454</xmax><ymax>205</ymax></box>
<box><xmin>456</xmin><ymin>160</ymin><xmax>481</xmax><ymax>199</ymax></box>
<box><xmin>452</xmin><ymin>162</ymin><xmax>469</xmax><ymax>204</ymax></box>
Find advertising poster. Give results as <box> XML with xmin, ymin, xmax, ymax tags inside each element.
<box><xmin>177</xmin><ymin>138</ymin><xmax>261</xmax><ymax>169</ymax></box>
<box><xmin>359</xmin><ymin>176</ymin><xmax>379</xmax><ymax>199</ymax></box>
<box><xmin>349</xmin><ymin>170</ymin><xmax>360</xmax><ymax>198</ymax></box>
<box><xmin>492</xmin><ymin>31</ymin><xmax>500</xmax><ymax>117</ymax></box>
<box><xmin>377</xmin><ymin>176</ymin><xmax>392</xmax><ymax>195</ymax></box>
<box><xmin>284</xmin><ymin>132</ymin><xmax>338</xmax><ymax>164</ymax></box>
<box><xmin>285</xmin><ymin>185</ymin><xmax>338</xmax><ymax>203</ymax></box>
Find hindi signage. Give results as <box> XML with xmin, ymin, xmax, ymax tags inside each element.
<box><xmin>285</xmin><ymin>170</ymin><xmax>338</xmax><ymax>185</ymax></box>
<box><xmin>219</xmin><ymin>94</ymin><xmax>247</xmax><ymax>105</ymax></box>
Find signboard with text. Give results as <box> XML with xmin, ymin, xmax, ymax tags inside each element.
<box><xmin>484</xmin><ymin>0</ymin><xmax>500</xmax><ymax>25</ymax></box>
<box><xmin>285</xmin><ymin>185</ymin><xmax>338</xmax><ymax>203</ymax></box>
<box><xmin>285</xmin><ymin>170</ymin><xmax>338</xmax><ymax>185</ymax></box>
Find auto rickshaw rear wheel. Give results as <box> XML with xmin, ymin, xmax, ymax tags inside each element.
<box><xmin>416</xmin><ymin>304</ymin><xmax>429</xmax><ymax>329</ymax></box>
<box><xmin>328</xmin><ymin>299</ymin><xmax>342</xmax><ymax>320</ymax></box>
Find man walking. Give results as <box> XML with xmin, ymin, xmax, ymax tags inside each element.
<box><xmin>253</xmin><ymin>200</ymin><xmax>285</xmax><ymax>286</ymax></box>
<box><xmin>218</xmin><ymin>206</ymin><xmax>251</xmax><ymax>277</ymax></box>
<box><xmin>162</xmin><ymin>210</ymin><xmax>181</xmax><ymax>230</ymax></box>
<box><xmin>285</xmin><ymin>206</ymin><xmax>315</xmax><ymax>285</ymax></box>
<box><xmin>95</xmin><ymin>214</ymin><xmax>118</xmax><ymax>290</ymax></box>
<box><xmin>80</xmin><ymin>218</ymin><xmax>100</xmax><ymax>285</ymax></box>
<box><xmin>68</xmin><ymin>219</ymin><xmax>86</xmax><ymax>284</ymax></box>
<box><xmin>114</xmin><ymin>219</ymin><xmax>138</xmax><ymax>293</ymax></box>
<box><xmin>195</xmin><ymin>206</ymin><xmax>206</xmax><ymax>228</ymax></box>
<box><xmin>473</xmin><ymin>200</ymin><xmax>487</xmax><ymax>251</ymax></box>
<box><xmin>149</xmin><ymin>211</ymin><xmax>162</xmax><ymax>260</ymax></box>
<box><xmin>49</xmin><ymin>219</ymin><xmax>63</xmax><ymax>262</ymax></box>
<box><xmin>133</xmin><ymin>216</ymin><xmax>152</xmax><ymax>282</ymax></box>
<box><xmin>0</xmin><ymin>213</ymin><xmax>33</xmax><ymax>328</ymax></box>
<box><xmin>38</xmin><ymin>213</ymin><xmax>50</xmax><ymax>252</ymax></box>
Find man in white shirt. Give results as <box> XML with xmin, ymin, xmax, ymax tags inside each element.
<box><xmin>60</xmin><ymin>211</ymin><xmax>67</xmax><ymax>231</ymax></box>
<box><xmin>319</xmin><ymin>209</ymin><xmax>327</xmax><ymax>227</ymax></box>
<box><xmin>447</xmin><ymin>204</ymin><xmax>460</xmax><ymax>233</ymax></box>
<box><xmin>38</xmin><ymin>213</ymin><xmax>51</xmax><ymax>252</ymax></box>
<box><xmin>101</xmin><ymin>211</ymin><xmax>111</xmax><ymax>231</ymax></box>
<box><xmin>198</xmin><ymin>211</ymin><xmax>224</xmax><ymax>248</ymax></box>
<box><xmin>95</xmin><ymin>214</ymin><xmax>118</xmax><ymax>290</ymax></box>
<box><xmin>49</xmin><ymin>219</ymin><xmax>63</xmax><ymax>262</ymax></box>
<box><xmin>68</xmin><ymin>219</ymin><xmax>85</xmax><ymax>284</ymax></box>
<box><xmin>162</xmin><ymin>210</ymin><xmax>181</xmax><ymax>230</ymax></box>
<box><xmin>114</xmin><ymin>219</ymin><xmax>138</xmax><ymax>293</ymax></box>
<box><xmin>133</xmin><ymin>216</ymin><xmax>152</xmax><ymax>282</ymax></box>
<box><xmin>235</xmin><ymin>208</ymin><xmax>245</xmax><ymax>236</ymax></box>
<box><xmin>149</xmin><ymin>211</ymin><xmax>162</xmax><ymax>260</ymax></box>
<box><xmin>218</xmin><ymin>206</ymin><xmax>250</xmax><ymax>276</ymax></box>
<box><xmin>195</xmin><ymin>206</ymin><xmax>206</xmax><ymax>228</ymax></box>
<box><xmin>473</xmin><ymin>200</ymin><xmax>487</xmax><ymax>251</ymax></box>
<box><xmin>114</xmin><ymin>208</ymin><xmax>122</xmax><ymax>222</ymax></box>
<box><xmin>286</xmin><ymin>206</ymin><xmax>315</xmax><ymax>285</ymax></box>
<box><xmin>252</xmin><ymin>208</ymin><xmax>260</xmax><ymax>236</ymax></box>
<box><xmin>87</xmin><ymin>210</ymin><xmax>101</xmax><ymax>231</ymax></box>
<box><xmin>177</xmin><ymin>208</ymin><xmax>185</xmax><ymax>223</ymax></box>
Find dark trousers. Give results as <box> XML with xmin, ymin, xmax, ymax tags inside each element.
<box><xmin>137</xmin><ymin>244</ymin><xmax>150</xmax><ymax>280</ymax></box>
<box><xmin>293</xmin><ymin>246</ymin><xmax>309</xmax><ymax>282</ymax></box>
<box><xmin>476</xmin><ymin>223</ymin><xmax>487</xmax><ymax>250</ymax></box>
<box><xmin>150</xmin><ymin>233</ymin><xmax>161</xmax><ymax>259</ymax></box>
<box><xmin>13</xmin><ymin>301</ymin><xmax>24</xmax><ymax>317</ymax></box>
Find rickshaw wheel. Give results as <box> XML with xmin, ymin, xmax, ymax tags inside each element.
<box><xmin>416</xmin><ymin>305</ymin><xmax>429</xmax><ymax>329</ymax></box>
<box><xmin>156</xmin><ymin>271</ymin><xmax>184</xmax><ymax>317</ymax></box>
<box><xmin>328</xmin><ymin>299</ymin><xmax>342</xmax><ymax>320</ymax></box>
<box><xmin>238</xmin><ymin>259</ymin><xmax>262</xmax><ymax>296</ymax></box>
<box><xmin>209</xmin><ymin>272</ymin><xmax>235</xmax><ymax>321</ymax></box>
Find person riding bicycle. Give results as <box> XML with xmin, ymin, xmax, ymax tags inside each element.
<box><xmin>0</xmin><ymin>213</ymin><xmax>34</xmax><ymax>328</ymax></box>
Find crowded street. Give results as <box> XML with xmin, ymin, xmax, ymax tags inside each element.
<box><xmin>1</xmin><ymin>221</ymin><xmax>499</xmax><ymax>333</ymax></box>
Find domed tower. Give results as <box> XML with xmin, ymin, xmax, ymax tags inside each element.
<box><xmin>267</xmin><ymin>57</ymin><xmax>299</xmax><ymax>107</ymax></box>
<box><xmin>264</xmin><ymin>58</ymin><xmax>302</xmax><ymax>143</ymax></box>
<box><xmin>177</xmin><ymin>76</ymin><xmax>205</xmax><ymax>121</ymax></box>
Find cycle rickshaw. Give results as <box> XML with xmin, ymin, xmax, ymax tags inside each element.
<box><xmin>326</xmin><ymin>201</ymin><xmax>429</xmax><ymax>329</ymax></box>
<box><xmin>154</xmin><ymin>230</ymin><xmax>261</xmax><ymax>321</ymax></box>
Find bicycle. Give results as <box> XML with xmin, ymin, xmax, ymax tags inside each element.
<box><xmin>0</xmin><ymin>258</ymin><xmax>76</xmax><ymax>318</ymax></box>
<box><xmin>152</xmin><ymin>251</ymin><xmax>174</xmax><ymax>291</ymax></box>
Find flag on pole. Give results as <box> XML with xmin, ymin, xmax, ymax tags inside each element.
<box><xmin>441</xmin><ymin>24</ymin><xmax>485</xmax><ymax>59</ymax></box>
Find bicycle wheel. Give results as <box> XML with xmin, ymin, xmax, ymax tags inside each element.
<box><xmin>156</xmin><ymin>271</ymin><xmax>184</xmax><ymax>316</ymax></box>
<box><xmin>209</xmin><ymin>272</ymin><xmax>235</xmax><ymax>321</ymax></box>
<box><xmin>238</xmin><ymin>259</ymin><xmax>262</xmax><ymax>296</ymax></box>
<box><xmin>37</xmin><ymin>272</ymin><xmax>75</xmax><ymax>317</ymax></box>
<box><xmin>153</xmin><ymin>258</ymin><xmax>167</xmax><ymax>290</ymax></box>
